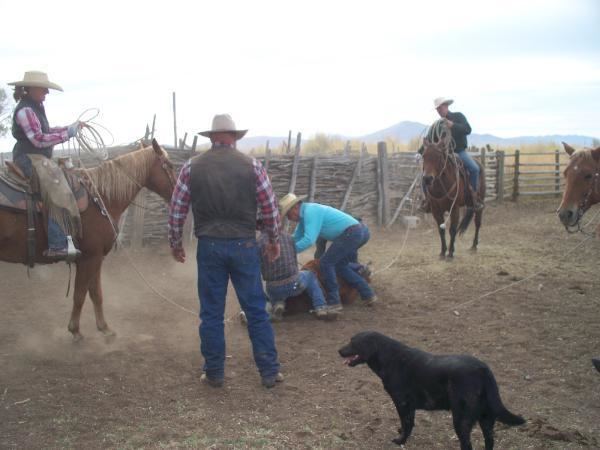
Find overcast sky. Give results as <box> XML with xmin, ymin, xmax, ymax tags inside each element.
<box><xmin>1</xmin><ymin>0</ymin><xmax>599</xmax><ymax>150</ymax></box>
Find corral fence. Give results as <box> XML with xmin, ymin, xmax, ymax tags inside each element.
<box><xmin>0</xmin><ymin>142</ymin><xmax>569</xmax><ymax>248</ymax></box>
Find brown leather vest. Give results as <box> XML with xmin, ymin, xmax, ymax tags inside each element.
<box><xmin>190</xmin><ymin>145</ymin><xmax>257</xmax><ymax>239</ymax></box>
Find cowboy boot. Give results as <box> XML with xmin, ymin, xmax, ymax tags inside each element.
<box><xmin>470</xmin><ymin>189</ymin><xmax>484</xmax><ymax>211</ymax></box>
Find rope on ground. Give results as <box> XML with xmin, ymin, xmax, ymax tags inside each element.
<box><xmin>384</xmin><ymin>233</ymin><xmax>594</xmax><ymax>322</ymax></box>
<box><xmin>122</xmin><ymin>249</ymin><xmax>198</xmax><ymax>317</ymax></box>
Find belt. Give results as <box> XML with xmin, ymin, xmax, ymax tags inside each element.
<box><xmin>266</xmin><ymin>273</ymin><xmax>299</xmax><ymax>287</ymax></box>
<box><xmin>344</xmin><ymin>223</ymin><xmax>363</xmax><ymax>233</ymax></box>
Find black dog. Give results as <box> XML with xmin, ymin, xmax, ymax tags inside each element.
<box><xmin>339</xmin><ymin>331</ymin><xmax>525</xmax><ymax>450</ymax></box>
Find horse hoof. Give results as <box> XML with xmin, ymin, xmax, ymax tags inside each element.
<box><xmin>439</xmin><ymin>254</ymin><xmax>446</xmax><ymax>260</ymax></box>
<box><xmin>100</xmin><ymin>328</ymin><xmax>116</xmax><ymax>339</ymax></box>
<box><xmin>72</xmin><ymin>333</ymin><xmax>84</xmax><ymax>343</ymax></box>
<box><xmin>470</xmin><ymin>247</ymin><xmax>478</xmax><ymax>253</ymax></box>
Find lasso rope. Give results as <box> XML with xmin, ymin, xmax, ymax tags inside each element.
<box><xmin>73</xmin><ymin>108</ymin><xmax>113</xmax><ymax>160</ymax></box>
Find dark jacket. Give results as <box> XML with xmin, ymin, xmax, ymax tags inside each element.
<box><xmin>446</xmin><ymin>111</ymin><xmax>471</xmax><ymax>152</ymax></box>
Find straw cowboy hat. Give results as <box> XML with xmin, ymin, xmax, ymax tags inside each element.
<box><xmin>198</xmin><ymin>114</ymin><xmax>248</xmax><ymax>139</ymax></box>
<box><xmin>433</xmin><ymin>97</ymin><xmax>453</xmax><ymax>109</ymax></box>
<box><xmin>279</xmin><ymin>193</ymin><xmax>307</xmax><ymax>217</ymax></box>
<box><xmin>8</xmin><ymin>71</ymin><xmax>63</xmax><ymax>92</ymax></box>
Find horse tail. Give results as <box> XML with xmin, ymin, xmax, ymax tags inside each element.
<box><xmin>458</xmin><ymin>208</ymin><xmax>474</xmax><ymax>235</ymax></box>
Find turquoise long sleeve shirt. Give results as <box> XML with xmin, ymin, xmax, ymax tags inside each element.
<box><xmin>293</xmin><ymin>202</ymin><xmax>358</xmax><ymax>253</ymax></box>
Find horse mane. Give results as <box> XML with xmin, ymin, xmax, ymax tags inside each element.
<box><xmin>83</xmin><ymin>147</ymin><xmax>158</xmax><ymax>202</ymax></box>
<box><xmin>567</xmin><ymin>148</ymin><xmax>595</xmax><ymax>168</ymax></box>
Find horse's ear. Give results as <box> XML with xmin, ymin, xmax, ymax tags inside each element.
<box><xmin>562</xmin><ymin>141</ymin><xmax>576</xmax><ymax>156</ymax></box>
<box><xmin>151</xmin><ymin>138</ymin><xmax>163</xmax><ymax>155</ymax></box>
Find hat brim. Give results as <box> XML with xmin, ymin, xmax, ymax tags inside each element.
<box><xmin>198</xmin><ymin>129</ymin><xmax>248</xmax><ymax>139</ymax></box>
<box><xmin>8</xmin><ymin>80</ymin><xmax>63</xmax><ymax>92</ymax></box>
<box><xmin>280</xmin><ymin>195</ymin><xmax>307</xmax><ymax>218</ymax></box>
<box><xmin>434</xmin><ymin>99</ymin><xmax>453</xmax><ymax>109</ymax></box>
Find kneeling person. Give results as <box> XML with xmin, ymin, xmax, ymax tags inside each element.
<box><xmin>260</xmin><ymin>231</ymin><xmax>336</xmax><ymax>320</ymax></box>
<box><xmin>280</xmin><ymin>194</ymin><xmax>376</xmax><ymax>312</ymax></box>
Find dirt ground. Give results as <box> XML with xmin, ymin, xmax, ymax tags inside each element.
<box><xmin>1</xmin><ymin>199</ymin><xmax>599</xmax><ymax>449</ymax></box>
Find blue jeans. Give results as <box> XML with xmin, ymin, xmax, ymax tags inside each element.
<box><xmin>197</xmin><ymin>237</ymin><xmax>279</xmax><ymax>380</ymax></box>
<box><xmin>14</xmin><ymin>153</ymin><xmax>67</xmax><ymax>250</ymax></box>
<box><xmin>266</xmin><ymin>270</ymin><xmax>326</xmax><ymax>310</ymax></box>
<box><xmin>456</xmin><ymin>150</ymin><xmax>480</xmax><ymax>192</ymax></box>
<box><xmin>320</xmin><ymin>223</ymin><xmax>373</xmax><ymax>305</ymax></box>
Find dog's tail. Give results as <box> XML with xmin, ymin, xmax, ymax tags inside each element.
<box><xmin>483</xmin><ymin>368</ymin><xmax>526</xmax><ymax>426</ymax></box>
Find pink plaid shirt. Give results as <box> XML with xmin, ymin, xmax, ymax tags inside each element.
<box><xmin>15</xmin><ymin>107</ymin><xmax>69</xmax><ymax>148</ymax></box>
<box><xmin>168</xmin><ymin>153</ymin><xmax>280</xmax><ymax>249</ymax></box>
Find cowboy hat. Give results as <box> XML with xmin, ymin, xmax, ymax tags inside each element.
<box><xmin>198</xmin><ymin>114</ymin><xmax>248</xmax><ymax>139</ymax></box>
<box><xmin>8</xmin><ymin>71</ymin><xmax>63</xmax><ymax>91</ymax></box>
<box><xmin>433</xmin><ymin>97</ymin><xmax>453</xmax><ymax>109</ymax></box>
<box><xmin>279</xmin><ymin>193</ymin><xmax>307</xmax><ymax>217</ymax></box>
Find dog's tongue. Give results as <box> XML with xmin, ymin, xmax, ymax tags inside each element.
<box><xmin>343</xmin><ymin>355</ymin><xmax>358</xmax><ymax>365</ymax></box>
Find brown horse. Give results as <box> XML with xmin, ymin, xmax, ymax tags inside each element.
<box><xmin>421</xmin><ymin>139</ymin><xmax>485</xmax><ymax>258</ymax></box>
<box><xmin>0</xmin><ymin>140</ymin><xmax>176</xmax><ymax>340</ymax></box>
<box><xmin>557</xmin><ymin>142</ymin><xmax>600</xmax><ymax>235</ymax></box>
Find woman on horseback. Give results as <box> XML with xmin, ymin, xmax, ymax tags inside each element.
<box><xmin>8</xmin><ymin>71</ymin><xmax>81</xmax><ymax>260</ymax></box>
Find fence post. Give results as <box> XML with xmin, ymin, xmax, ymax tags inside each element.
<box><xmin>555</xmin><ymin>149</ymin><xmax>561</xmax><ymax>197</ymax></box>
<box><xmin>512</xmin><ymin>149</ymin><xmax>520</xmax><ymax>201</ymax></box>
<box><xmin>264</xmin><ymin>140</ymin><xmax>271</xmax><ymax>172</ymax></box>
<box><xmin>288</xmin><ymin>132</ymin><xmax>302</xmax><ymax>194</ymax></box>
<box><xmin>496</xmin><ymin>150</ymin><xmax>505</xmax><ymax>203</ymax></box>
<box><xmin>377</xmin><ymin>142</ymin><xmax>390</xmax><ymax>226</ymax></box>
<box><xmin>344</xmin><ymin>140</ymin><xmax>351</xmax><ymax>157</ymax></box>
<box><xmin>308</xmin><ymin>155</ymin><xmax>318</xmax><ymax>202</ymax></box>
<box><xmin>481</xmin><ymin>145</ymin><xmax>487</xmax><ymax>169</ymax></box>
<box><xmin>172</xmin><ymin>92</ymin><xmax>178</xmax><ymax>149</ymax></box>
<box><xmin>286</xmin><ymin>130</ymin><xmax>292</xmax><ymax>154</ymax></box>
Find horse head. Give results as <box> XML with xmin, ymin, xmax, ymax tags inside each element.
<box><xmin>146</xmin><ymin>139</ymin><xmax>177</xmax><ymax>202</ymax></box>
<box><xmin>421</xmin><ymin>138</ymin><xmax>448</xmax><ymax>186</ymax></box>
<box><xmin>557</xmin><ymin>142</ymin><xmax>600</xmax><ymax>229</ymax></box>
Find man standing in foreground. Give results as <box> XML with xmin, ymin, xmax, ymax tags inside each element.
<box><xmin>168</xmin><ymin>114</ymin><xmax>283</xmax><ymax>388</ymax></box>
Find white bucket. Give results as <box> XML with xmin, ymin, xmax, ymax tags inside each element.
<box><xmin>401</xmin><ymin>215</ymin><xmax>420</xmax><ymax>228</ymax></box>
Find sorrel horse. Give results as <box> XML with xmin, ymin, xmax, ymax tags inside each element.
<box><xmin>0</xmin><ymin>139</ymin><xmax>176</xmax><ymax>340</ymax></box>
<box><xmin>421</xmin><ymin>138</ymin><xmax>485</xmax><ymax>258</ymax></box>
<box><xmin>557</xmin><ymin>142</ymin><xmax>600</xmax><ymax>236</ymax></box>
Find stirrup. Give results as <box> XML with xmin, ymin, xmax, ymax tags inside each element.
<box><xmin>65</xmin><ymin>236</ymin><xmax>80</xmax><ymax>262</ymax></box>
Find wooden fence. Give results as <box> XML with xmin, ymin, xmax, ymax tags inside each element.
<box><xmin>0</xmin><ymin>143</ymin><xmax>569</xmax><ymax>248</ymax></box>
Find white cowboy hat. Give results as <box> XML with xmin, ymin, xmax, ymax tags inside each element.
<box><xmin>433</xmin><ymin>97</ymin><xmax>453</xmax><ymax>109</ymax></box>
<box><xmin>8</xmin><ymin>71</ymin><xmax>63</xmax><ymax>92</ymax></box>
<box><xmin>279</xmin><ymin>193</ymin><xmax>307</xmax><ymax>217</ymax></box>
<box><xmin>198</xmin><ymin>114</ymin><xmax>248</xmax><ymax>139</ymax></box>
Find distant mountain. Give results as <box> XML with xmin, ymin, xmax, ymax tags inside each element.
<box><xmin>236</xmin><ymin>121</ymin><xmax>598</xmax><ymax>151</ymax></box>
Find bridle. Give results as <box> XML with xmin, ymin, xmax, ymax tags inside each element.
<box><xmin>563</xmin><ymin>158</ymin><xmax>600</xmax><ymax>234</ymax></box>
<box><xmin>422</xmin><ymin>145</ymin><xmax>461</xmax><ymax>202</ymax></box>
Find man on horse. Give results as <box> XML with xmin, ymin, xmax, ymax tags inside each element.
<box><xmin>8</xmin><ymin>71</ymin><xmax>82</xmax><ymax>261</ymax></box>
<box><xmin>280</xmin><ymin>193</ymin><xmax>377</xmax><ymax>313</ymax></box>
<box><xmin>168</xmin><ymin>114</ymin><xmax>283</xmax><ymax>389</ymax></box>
<box><xmin>419</xmin><ymin>97</ymin><xmax>483</xmax><ymax>212</ymax></box>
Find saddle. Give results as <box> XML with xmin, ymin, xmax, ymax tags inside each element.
<box><xmin>0</xmin><ymin>160</ymin><xmax>89</xmax><ymax>213</ymax></box>
<box><xmin>0</xmin><ymin>159</ymin><xmax>90</xmax><ymax>267</ymax></box>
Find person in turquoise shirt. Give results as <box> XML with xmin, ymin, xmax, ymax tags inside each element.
<box><xmin>279</xmin><ymin>193</ymin><xmax>377</xmax><ymax>312</ymax></box>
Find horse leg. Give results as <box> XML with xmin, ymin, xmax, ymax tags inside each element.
<box><xmin>68</xmin><ymin>259</ymin><xmax>92</xmax><ymax>341</ymax></box>
<box><xmin>433</xmin><ymin>210</ymin><xmax>447</xmax><ymax>258</ymax></box>
<box><xmin>471</xmin><ymin>209</ymin><xmax>483</xmax><ymax>251</ymax></box>
<box><xmin>68</xmin><ymin>257</ymin><xmax>98</xmax><ymax>341</ymax></box>
<box><xmin>447</xmin><ymin>208</ymin><xmax>460</xmax><ymax>259</ymax></box>
<box><xmin>87</xmin><ymin>258</ymin><xmax>115</xmax><ymax>338</ymax></box>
